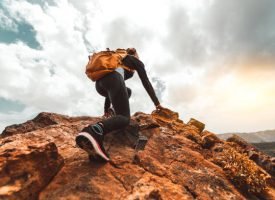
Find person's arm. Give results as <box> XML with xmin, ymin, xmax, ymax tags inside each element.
<box><xmin>104</xmin><ymin>97</ymin><xmax>111</xmax><ymax>114</ymax></box>
<box><xmin>124</xmin><ymin>70</ymin><xmax>134</xmax><ymax>80</ymax></box>
<box><xmin>123</xmin><ymin>55</ymin><xmax>160</xmax><ymax>107</ymax></box>
<box><xmin>136</xmin><ymin>64</ymin><xmax>160</xmax><ymax>106</ymax></box>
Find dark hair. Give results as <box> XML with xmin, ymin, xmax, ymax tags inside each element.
<box><xmin>126</xmin><ymin>48</ymin><xmax>137</xmax><ymax>55</ymax></box>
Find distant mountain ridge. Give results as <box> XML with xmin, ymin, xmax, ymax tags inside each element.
<box><xmin>218</xmin><ymin>129</ymin><xmax>275</xmax><ymax>143</ymax></box>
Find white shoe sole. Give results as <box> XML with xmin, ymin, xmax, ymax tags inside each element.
<box><xmin>77</xmin><ymin>132</ymin><xmax>110</xmax><ymax>161</ymax></box>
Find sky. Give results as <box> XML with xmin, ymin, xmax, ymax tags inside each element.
<box><xmin>0</xmin><ymin>0</ymin><xmax>275</xmax><ymax>134</ymax></box>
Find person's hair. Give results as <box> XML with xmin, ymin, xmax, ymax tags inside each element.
<box><xmin>126</xmin><ymin>48</ymin><xmax>137</xmax><ymax>55</ymax></box>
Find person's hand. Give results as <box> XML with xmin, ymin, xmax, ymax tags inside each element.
<box><xmin>103</xmin><ymin>108</ymin><xmax>115</xmax><ymax>118</ymax></box>
<box><xmin>156</xmin><ymin>104</ymin><xmax>164</xmax><ymax>111</ymax></box>
<box><xmin>151</xmin><ymin>104</ymin><xmax>165</xmax><ymax>115</ymax></box>
<box><xmin>102</xmin><ymin>112</ymin><xmax>109</xmax><ymax>119</ymax></box>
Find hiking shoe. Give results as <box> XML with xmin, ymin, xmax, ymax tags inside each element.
<box><xmin>89</xmin><ymin>154</ymin><xmax>108</xmax><ymax>163</ymax></box>
<box><xmin>76</xmin><ymin>126</ymin><xmax>110</xmax><ymax>161</ymax></box>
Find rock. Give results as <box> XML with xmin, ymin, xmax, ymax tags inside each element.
<box><xmin>248</xmin><ymin>151</ymin><xmax>260</xmax><ymax>161</ymax></box>
<box><xmin>212</xmin><ymin>143</ymin><xmax>272</xmax><ymax>194</ymax></box>
<box><xmin>133</xmin><ymin>133</ymin><xmax>245</xmax><ymax>200</ymax></box>
<box><xmin>0</xmin><ymin>139</ymin><xmax>63</xmax><ymax>200</ymax></box>
<box><xmin>1</xmin><ymin>112</ymin><xmax>66</xmax><ymax>138</ymax></box>
<box><xmin>187</xmin><ymin>118</ymin><xmax>205</xmax><ymax>133</ymax></box>
<box><xmin>124</xmin><ymin>173</ymin><xmax>193</xmax><ymax>200</ymax></box>
<box><xmin>0</xmin><ymin>111</ymin><xmax>274</xmax><ymax>200</ymax></box>
<box><xmin>227</xmin><ymin>134</ymin><xmax>275</xmax><ymax>177</ymax></box>
<box><xmin>201</xmin><ymin>131</ymin><xmax>223</xmax><ymax>149</ymax></box>
<box><xmin>132</xmin><ymin>112</ymin><xmax>159</xmax><ymax>131</ymax></box>
<box><xmin>1</xmin><ymin>112</ymin><xmax>99</xmax><ymax>138</ymax></box>
<box><xmin>151</xmin><ymin>107</ymin><xmax>183</xmax><ymax>125</ymax></box>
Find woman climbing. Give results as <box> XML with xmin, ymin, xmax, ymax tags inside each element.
<box><xmin>75</xmin><ymin>48</ymin><xmax>163</xmax><ymax>161</ymax></box>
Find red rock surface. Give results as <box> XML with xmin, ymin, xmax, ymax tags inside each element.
<box><xmin>0</xmin><ymin>138</ymin><xmax>63</xmax><ymax>200</ymax></box>
<box><xmin>0</xmin><ymin>110</ymin><xmax>274</xmax><ymax>200</ymax></box>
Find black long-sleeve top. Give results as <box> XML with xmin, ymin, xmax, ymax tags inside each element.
<box><xmin>104</xmin><ymin>55</ymin><xmax>160</xmax><ymax>112</ymax></box>
<box><xmin>124</xmin><ymin>56</ymin><xmax>159</xmax><ymax>106</ymax></box>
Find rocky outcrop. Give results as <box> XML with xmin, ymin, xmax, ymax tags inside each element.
<box><xmin>0</xmin><ymin>138</ymin><xmax>63</xmax><ymax>200</ymax></box>
<box><xmin>0</xmin><ymin>110</ymin><xmax>274</xmax><ymax>200</ymax></box>
<box><xmin>1</xmin><ymin>112</ymin><xmax>94</xmax><ymax>138</ymax></box>
<box><xmin>227</xmin><ymin>134</ymin><xmax>275</xmax><ymax>177</ymax></box>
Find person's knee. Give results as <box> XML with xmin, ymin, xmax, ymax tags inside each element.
<box><xmin>123</xmin><ymin>115</ymin><xmax>131</xmax><ymax>126</ymax></box>
<box><xmin>117</xmin><ymin>115</ymin><xmax>130</xmax><ymax>127</ymax></box>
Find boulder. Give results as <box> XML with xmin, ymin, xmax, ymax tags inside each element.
<box><xmin>187</xmin><ymin>118</ymin><xmax>205</xmax><ymax>133</ymax></box>
<box><xmin>0</xmin><ymin>138</ymin><xmax>63</xmax><ymax>200</ymax></box>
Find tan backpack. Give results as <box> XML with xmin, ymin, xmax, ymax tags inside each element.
<box><xmin>85</xmin><ymin>48</ymin><xmax>135</xmax><ymax>81</ymax></box>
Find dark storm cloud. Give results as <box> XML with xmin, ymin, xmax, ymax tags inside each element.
<box><xmin>165</xmin><ymin>0</ymin><xmax>275</xmax><ymax>68</ymax></box>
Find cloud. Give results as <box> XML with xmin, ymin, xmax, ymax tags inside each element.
<box><xmin>0</xmin><ymin>7</ymin><xmax>18</xmax><ymax>31</ymax></box>
<box><xmin>163</xmin><ymin>0</ymin><xmax>275</xmax><ymax>68</ymax></box>
<box><xmin>26</xmin><ymin>0</ymin><xmax>56</xmax><ymax>7</ymax></box>
<box><xmin>164</xmin><ymin>5</ymin><xmax>207</xmax><ymax>66</ymax></box>
<box><xmin>151</xmin><ymin>77</ymin><xmax>166</xmax><ymax>101</ymax></box>
<box><xmin>0</xmin><ymin>2</ymin><xmax>40</xmax><ymax>48</ymax></box>
<box><xmin>0</xmin><ymin>0</ymin><xmax>105</xmax><ymax>132</ymax></box>
<box><xmin>202</xmin><ymin>0</ymin><xmax>275</xmax><ymax>62</ymax></box>
<box><xmin>0</xmin><ymin>42</ymin><xmax>86</xmax><ymax>112</ymax></box>
<box><xmin>104</xmin><ymin>18</ymin><xmax>153</xmax><ymax>50</ymax></box>
<box><xmin>1</xmin><ymin>0</ymin><xmax>275</xmax><ymax>134</ymax></box>
<box><xmin>0</xmin><ymin>106</ymin><xmax>38</xmax><ymax>132</ymax></box>
<box><xmin>0</xmin><ymin>98</ymin><xmax>25</xmax><ymax>114</ymax></box>
<box><xmin>158</xmin><ymin>0</ymin><xmax>275</xmax><ymax>133</ymax></box>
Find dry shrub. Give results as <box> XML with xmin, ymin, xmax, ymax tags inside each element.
<box><xmin>213</xmin><ymin>144</ymin><xmax>271</xmax><ymax>193</ymax></box>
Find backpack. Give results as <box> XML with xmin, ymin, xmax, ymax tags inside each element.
<box><xmin>85</xmin><ymin>48</ymin><xmax>135</xmax><ymax>81</ymax></box>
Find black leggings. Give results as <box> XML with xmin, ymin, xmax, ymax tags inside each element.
<box><xmin>104</xmin><ymin>87</ymin><xmax>131</xmax><ymax>113</ymax></box>
<box><xmin>96</xmin><ymin>71</ymin><xmax>130</xmax><ymax>133</ymax></box>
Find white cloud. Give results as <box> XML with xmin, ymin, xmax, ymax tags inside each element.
<box><xmin>1</xmin><ymin>0</ymin><xmax>275</xmax><ymax>134</ymax></box>
<box><xmin>0</xmin><ymin>0</ymin><xmax>104</xmax><ymax>132</ymax></box>
<box><xmin>0</xmin><ymin>106</ymin><xmax>38</xmax><ymax>132</ymax></box>
<box><xmin>0</xmin><ymin>9</ymin><xmax>18</xmax><ymax>31</ymax></box>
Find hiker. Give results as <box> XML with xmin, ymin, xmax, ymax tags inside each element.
<box><xmin>103</xmin><ymin>87</ymin><xmax>132</xmax><ymax>118</ymax></box>
<box><xmin>76</xmin><ymin>48</ymin><xmax>163</xmax><ymax>161</ymax></box>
